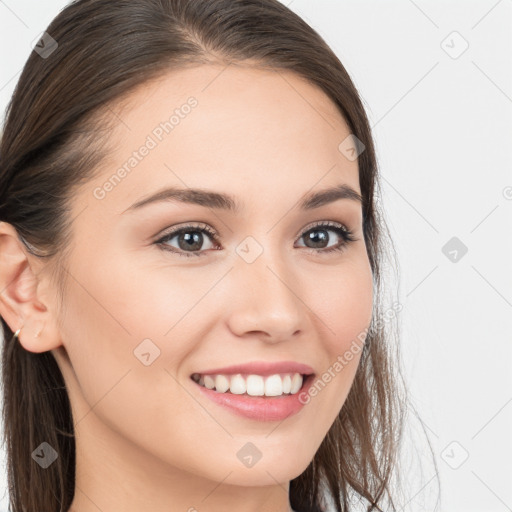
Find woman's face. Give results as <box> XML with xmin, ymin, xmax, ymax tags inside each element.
<box><xmin>50</xmin><ymin>64</ymin><xmax>373</xmax><ymax>504</ymax></box>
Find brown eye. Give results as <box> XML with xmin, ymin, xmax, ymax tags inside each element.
<box><xmin>155</xmin><ymin>223</ymin><xmax>219</xmax><ymax>258</ymax></box>
<box><xmin>154</xmin><ymin>220</ymin><xmax>357</xmax><ymax>258</ymax></box>
<box><xmin>295</xmin><ymin>221</ymin><xmax>356</xmax><ymax>255</ymax></box>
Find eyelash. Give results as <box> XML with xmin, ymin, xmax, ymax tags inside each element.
<box><xmin>154</xmin><ymin>220</ymin><xmax>358</xmax><ymax>258</ymax></box>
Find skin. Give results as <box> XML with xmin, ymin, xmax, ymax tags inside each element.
<box><xmin>0</xmin><ymin>64</ymin><xmax>373</xmax><ymax>512</ymax></box>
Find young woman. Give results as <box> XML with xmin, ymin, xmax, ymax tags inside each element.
<box><xmin>0</xmin><ymin>1</ymin><xmax>410</xmax><ymax>510</ymax></box>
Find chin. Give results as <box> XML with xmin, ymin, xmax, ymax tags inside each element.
<box><xmin>219</xmin><ymin>456</ymin><xmax>311</xmax><ymax>487</ymax></box>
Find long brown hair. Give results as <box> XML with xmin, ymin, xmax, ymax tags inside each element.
<box><xmin>0</xmin><ymin>1</ymin><xmax>414</xmax><ymax>510</ymax></box>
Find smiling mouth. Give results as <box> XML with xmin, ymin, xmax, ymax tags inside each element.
<box><xmin>190</xmin><ymin>372</ymin><xmax>314</xmax><ymax>397</ymax></box>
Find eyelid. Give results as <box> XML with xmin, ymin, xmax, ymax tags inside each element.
<box><xmin>293</xmin><ymin>219</ymin><xmax>351</xmax><ymax>241</ymax></box>
<box><xmin>155</xmin><ymin>220</ymin><xmax>352</xmax><ymax>244</ymax></box>
<box><xmin>155</xmin><ymin>221</ymin><xmax>217</xmax><ymax>240</ymax></box>
<box><xmin>154</xmin><ymin>219</ymin><xmax>358</xmax><ymax>257</ymax></box>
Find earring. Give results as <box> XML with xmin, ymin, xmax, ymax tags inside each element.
<box><xmin>13</xmin><ymin>323</ymin><xmax>43</xmax><ymax>340</ymax></box>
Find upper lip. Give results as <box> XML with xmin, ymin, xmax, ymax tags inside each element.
<box><xmin>192</xmin><ymin>361</ymin><xmax>315</xmax><ymax>377</ymax></box>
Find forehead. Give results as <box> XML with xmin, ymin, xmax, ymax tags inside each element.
<box><xmin>80</xmin><ymin>64</ymin><xmax>360</xmax><ymax>216</ymax></box>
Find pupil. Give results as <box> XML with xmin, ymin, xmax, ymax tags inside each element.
<box><xmin>307</xmin><ymin>229</ymin><xmax>328</xmax><ymax>248</ymax></box>
<box><xmin>180</xmin><ymin>232</ymin><xmax>202</xmax><ymax>251</ymax></box>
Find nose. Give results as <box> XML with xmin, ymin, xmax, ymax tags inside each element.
<box><xmin>225</xmin><ymin>253</ymin><xmax>307</xmax><ymax>343</ymax></box>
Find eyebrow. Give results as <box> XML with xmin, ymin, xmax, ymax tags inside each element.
<box><xmin>121</xmin><ymin>183</ymin><xmax>363</xmax><ymax>214</ymax></box>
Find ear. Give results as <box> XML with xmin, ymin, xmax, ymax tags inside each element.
<box><xmin>0</xmin><ymin>221</ymin><xmax>63</xmax><ymax>353</ymax></box>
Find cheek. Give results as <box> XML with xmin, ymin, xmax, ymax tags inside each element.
<box><xmin>56</xmin><ymin>274</ymin><xmax>139</xmax><ymax>410</ymax></box>
<box><xmin>56</xmin><ymin>263</ymin><xmax>206</xmax><ymax>458</ymax></box>
<box><xmin>58</xmin><ymin>253</ymin><xmax>216</xmax><ymax>416</ymax></box>
<box><xmin>311</xmin><ymin>257</ymin><xmax>373</xmax><ymax>351</ymax></box>
<box><xmin>302</xmin><ymin>256</ymin><xmax>373</xmax><ymax>405</ymax></box>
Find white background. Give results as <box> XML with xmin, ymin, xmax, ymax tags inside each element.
<box><xmin>1</xmin><ymin>1</ymin><xmax>511</xmax><ymax>511</ymax></box>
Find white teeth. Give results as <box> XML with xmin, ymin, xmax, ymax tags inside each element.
<box><xmin>246</xmin><ymin>375</ymin><xmax>265</xmax><ymax>396</ymax></box>
<box><xmin>229</xmin><ymin>374</ymin><xmax>246</xmax><ymax>395</ymax></box>
<box><xmin>282</xmin><ymin>374</ymin><xmax>292</xmax><ymax>394</ymax></box>
<box><xmin>290</xmin><ymin>373</ymin><xmax>303</xmax><ymax>394</ymax></box>
<box><xmin>203</xmin><ymin>375</ymin><xmax>215</xmax><ymax>389</ymax></box>
<box><xmin>264</xmin><ymin>374</ymin><xmax>283</xmax><ymax>396</ymax></box>
<box><xmin>214</xmin><ymin>375</ymin><xmax>230</xmax><ymax>393</ymax></box>
<box><xmin>192</xmin><ymin>372</ymin><xmax>306</xmax><ymax>396</ymax></box>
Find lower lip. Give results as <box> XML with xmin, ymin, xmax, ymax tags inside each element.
<box><xmin>192</xmin><ymin>374</ymin><xmax>315</xmax><ymax>422</ymax></box>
